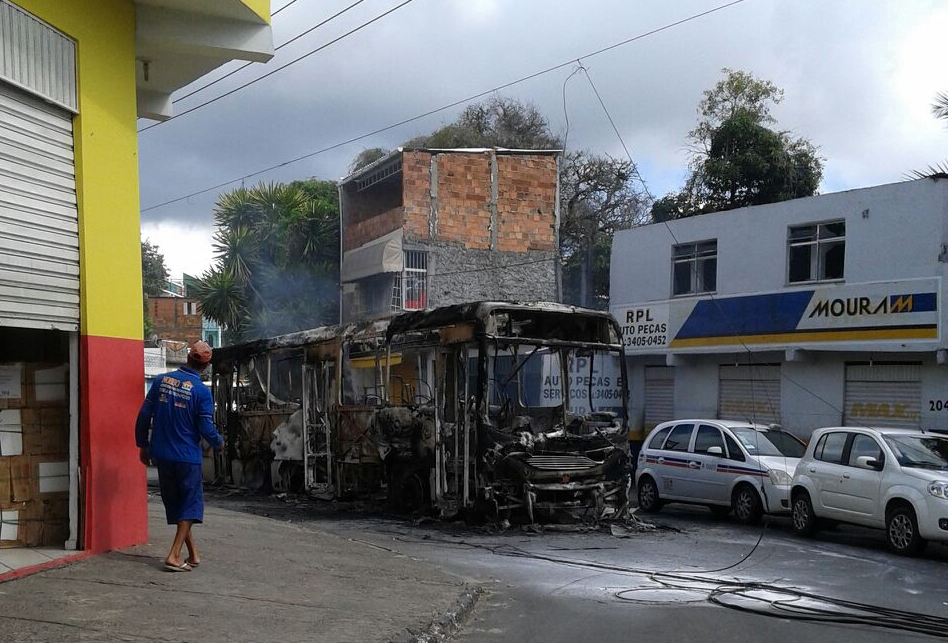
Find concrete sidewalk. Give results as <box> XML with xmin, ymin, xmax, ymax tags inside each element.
<box><xmin>0</xmin><ymin>496</ymin><xmax>475</xmax><ymax>643</ymax></box>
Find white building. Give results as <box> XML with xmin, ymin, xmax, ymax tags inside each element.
<box><xmin>610</xmin><ymin>178</ymin><xmax>948</xmax><ymax>443</ymax></box>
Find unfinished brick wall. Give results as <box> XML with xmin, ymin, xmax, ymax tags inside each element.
<box><xmin>342</xmin><ymin>178</ymin><xmax>404</xmax><ymax>251</ymax></box>
<box><xmin>149</xmin><ymin>297</ymin><xmax>203</xmax><ymax>343</ymax></box>
<box><xmin>401</xmin><ymin>150</ymin><xmax>431</xmax><ymax>241</ymax></box>
<box><xmin>431</xmin><ymin>153</ymin><xmax>492</xmax><ymax>249</ymax></box>
<box><xmin>344</xmin><ymin>208</ymin><xmax>403</xmax><ymax>251</ymax></box>
<box><xmin>496</xmin><ymin>154</ymin><xmax>557</xmax><ymax>252</ymax></box>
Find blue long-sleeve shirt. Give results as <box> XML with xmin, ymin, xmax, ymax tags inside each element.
<box><xmin>135</xmin><ymin>367</ymin><xmax>223</xmax><ymax>464</ymax></box>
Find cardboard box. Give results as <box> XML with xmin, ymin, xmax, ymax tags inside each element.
<box><xmin>0</xmin><ymin>498</ymin><xmax>69</xmax><ymax>548</ymax></box>
<box><xmin>31</xmin><ymin>364</ymin><xmax>68</xmax><ymax>406</ymax></box>
<box><xmin>0</xmin><ymin>408</ymin><xmax>23</xmax><ymax>456</ymax></box>
<box><xmin>0</xmin><ymin>501</ymin><xmax>28</xmax><ymax>548</ymax></box>
<box><xmin>0</xmin><ymin>363</ymin><xmax>25</xmax><ymax>410</ymax></box>
<box><xmin>0</xmin><ymin>454</ymin><xmax>69</xmax><ymax>503</ymax></box>
<box><xmin>0</xmin><ymin>459</ymin><xmax>10</xmax><ymax>503</ymax></box>
<box><xmin>21</xmin><ymin>407</ymin><xmax>69</xmax><ymax>456</ymax></box>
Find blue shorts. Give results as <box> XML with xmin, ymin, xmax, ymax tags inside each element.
<box><xmin>156</xmin><ymin>460</ymin><xmax>205</xmax><ymax>525</ymax></box>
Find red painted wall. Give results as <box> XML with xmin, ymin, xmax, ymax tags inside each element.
<box><xmin>80</xmin><ymin>335</ymin><xmax>147</xmax><ymax>552</ymax></box>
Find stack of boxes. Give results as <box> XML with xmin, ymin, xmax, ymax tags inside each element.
<box><xmin>0</xmin><ymin>362</ymin><xmax>70</xmax><ymax>548</ymax></box>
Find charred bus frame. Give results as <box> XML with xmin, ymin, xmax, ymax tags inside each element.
<box><xmin>210</xmin><ymin>302</ymin><xmax>631</xmax><ymax>521</ymax></box>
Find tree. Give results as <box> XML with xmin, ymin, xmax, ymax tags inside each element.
<box><xmin>652</xmin><ymin>69</ymin><xmax>822</xmax><ymax>221</ymax></box>
<box><xmin>356</xmin><ymin>96</ymin><xmax>647</xmax><ymax>309</ymax></box>
<box><xmin>141</xmin><ymin>239</ymin><xmax>168</xmax><ymax>339</ymax></box>
<box><xmin>194</xmin><ymin>180</ymin><xmax>339</xmax><ymax>340</ymax></box>
<box><xmin>910</xmin><ymin>91</ymin><xmax>948</xmax><ymax>178</ymax></box>
<box><xmin>407</xmin><ymin>97</ymin><xmax>561</xmax><ymax>150</ymax></box>
<box><xmin>559</xmin><ymin>151</ymin><xmax>647</xmax><ymax>307</ymax></box>
<box><xmin>349</xmin><ymin>147</ymin><xmax>390</xmax><ymax>173</ymax></box>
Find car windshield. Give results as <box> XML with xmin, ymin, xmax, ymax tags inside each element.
<box><xmin>731</xmin><ymin>427</ymin><xmax>806</xmax><ymax>458</ymax></box>
<box><xmin>882</xmin><ymin>435</ymin><xmax>948</xmax><ymax>471</ymax></box>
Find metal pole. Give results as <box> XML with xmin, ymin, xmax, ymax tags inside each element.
<box><xmin>266</xmin><ymin>355</ymin><xmax>272</xmax><ymax>410</ymax></box>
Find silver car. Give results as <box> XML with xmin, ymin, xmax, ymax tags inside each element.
<box><xmin>636</xmin><ymin>420</ymin><xmax>805</xmax><ymax>524</ymax></box>
<box><xmin>791</xmin><ymin>426</ymin><xmax>948</xmax><ymax>556</ymax></box>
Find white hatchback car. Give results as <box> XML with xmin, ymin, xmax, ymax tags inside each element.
<box><xmin>636</xmin><ymin>420</ymin><xmax>805</xmax><ymax>524</ymax></box>
<box><xmin>790</xmin><ymin>427</ymin><xmax>948</xmax><ymax>555</ymax></box>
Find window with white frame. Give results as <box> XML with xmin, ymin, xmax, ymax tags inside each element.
<box><xmin>787</xmin><ymin>220</ymin><xmax>845</xmax><ymax>283</ymax></box>
<box><xmin>183</xmin><ymin>301</ymin><xmax>198</xmax><ymax>315</ymax></box>
<box><xmin>403</xmin><ymin>251</ymin><xmax>427</xmax><ymax>310</ymax></box>
<box><xmin>672</xmin><ymin>240</ymin><xmax>717</xmax><ymax>296</ymax></box>
<box><xmin>389</xmin><ymin>251</ymin><xmax>428</xmax><ymax>313</ymax></box>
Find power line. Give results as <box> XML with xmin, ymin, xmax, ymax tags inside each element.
<box><xmin>579</xmin><ymin>48</ymin><xmax>860</xmax><ymax>432</ymax></box>
<box><xmin>579</xmin><ymin>63</ymin><xmax>655</xmax><ymax>203</ymax></box>
<box><xmin>138</xmin><ymin>0</ymin><xmax>417</xmax><ymax>133</ymax></box>
<box><xmin>140</xmin><ymin>0</ymin><xmax>750</xmax><ymax>213</ymax></box>
<box><xmin>273</xmin><ymin>0</ymin><xmax>303</xmax><ymax>16</ymax></box>
<box><xmin>161</xmin><ymin>0</ymin><xmax>371</xmax><ymax>109</ymax></box>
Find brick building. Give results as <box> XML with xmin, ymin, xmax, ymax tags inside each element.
<box><xmin>338</xmin><ymin>148</ymin><xmax>560</xmax><ymax>323</ymax></box>
<box><xmin>148</xmin><ymin>296</ymin><xmax>203</xmax><ymax>345</ymax></box>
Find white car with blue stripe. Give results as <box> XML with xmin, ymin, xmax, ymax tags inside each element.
<box><xmin>635</xmin><ymin>420</ymin><xmax>806</xmax><ymax>524</ymax></box>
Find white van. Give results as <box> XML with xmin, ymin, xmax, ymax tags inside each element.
<box><xmin>636</xmin><ymin>420</ymin><xmax>805</xmax><ymax>524</ymax></box>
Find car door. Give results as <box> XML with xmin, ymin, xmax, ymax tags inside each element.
<box><xmin>654</xmin><ymin>423</ymin><xmax>696</xmax><ymax>499</ymax></box>
<box><xmin>689</xmin><ymin>424</ymin><xmax>729</xmax><ymax>502</ymax></box>
<box><xmin>805</xmin><ymin>431</ymin><xmax>850</xmax><ymax>518</ymax></box>
<box><xmin>834</xmin><ymin>433</ymin><xmax>885</xmax><ymax>526</ymax></box>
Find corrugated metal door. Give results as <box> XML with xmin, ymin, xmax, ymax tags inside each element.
<box><xmin>644</xmin><ymin>366</ymin><xmax>674</xmax><ymax>429</ymax></box>
<box><xmin>718</xmin><ymin>364</ymin><xmax>781</xmax><ymax>425</ymax></box>
<box><xmin>844</xmin><ymin>363</ymin><xmax>921</xmax><ymax>429</ymax></box>
<box><xmin>0</xmin><ymin>81</ymin><xmax>78</xmax><ymax>330</ymax></box>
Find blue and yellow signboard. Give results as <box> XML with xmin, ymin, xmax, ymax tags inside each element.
<box><xmin>613</xmin><ymin>279</ymin><xmax>940</xmax><ymax>352</ymax></box>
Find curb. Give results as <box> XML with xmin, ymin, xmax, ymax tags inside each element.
<box><xmin>389</xmin><ymin>585</ymin><xmax>486</xmax><ymax>643</ymax></box>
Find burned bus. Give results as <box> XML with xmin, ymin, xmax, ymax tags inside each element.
<box><xmin>209</xmin><ymin>302</ymin><xmax>631</xmax><ymax>522</ymax></box>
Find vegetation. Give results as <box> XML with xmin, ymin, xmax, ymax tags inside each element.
<box><xmin>652</xmin><ymin>69</ymin><xmax>823</xmax><ymax>221</ymax></box>
<box><xmin>141</xmin><ymin>239</ymin><xmax>168</xmax><ymax>339</ymax></box>
<box><xmin>194</xmin><ymin>180</ymin><xmax>340</xmax><ymax>340</ymax></box>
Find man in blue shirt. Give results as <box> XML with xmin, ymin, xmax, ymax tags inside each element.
<box><xmin>136</xmin><ymin>341</ymin><xmax>223</xmax><ymax>572</ymax></box>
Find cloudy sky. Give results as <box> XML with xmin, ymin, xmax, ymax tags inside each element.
<box><xmin>138</xmin><ymin>0</ymin><xmax>948</xmax><ymax>278</ymax></box>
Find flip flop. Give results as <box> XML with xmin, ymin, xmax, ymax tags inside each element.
<box><xmin>163</xmin><ymin>562</ymin><xmax>193</xmax><ymax>572</ymax></box>
<box><xmin>185</xmin><ymin>559</ymin><xmax>200</xmax><ymax>567</ymax></box>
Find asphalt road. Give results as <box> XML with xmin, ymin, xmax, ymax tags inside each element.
<box><xmin>204</xmin><ymin>491</ymin><xmax>948</xmax><ymax>643</ymax></box>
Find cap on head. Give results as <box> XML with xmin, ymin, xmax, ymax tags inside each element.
<box><xmin>188</xmin><ymin>340</ymin><xmax>212</xmax><ymax>366</ymax></box>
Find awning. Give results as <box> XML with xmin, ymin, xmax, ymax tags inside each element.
<box><xmin>341</xmin><ymin>229</ymin><xmax>403</xmax><ymax>282</ymax></box>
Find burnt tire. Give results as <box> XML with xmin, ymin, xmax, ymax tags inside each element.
<box><xmin>391</xmin><ymin>467</ymin><xmax>429</xmax><ymax>514</ymax></box>
<box><xmin>886</xmin><ymin>505</ymin><xmax>927</xmax><ymax>556</ymax></box>
<box><xmin>636</xmin><ymin>476</ymin><xmax>663</xmax><ymax>513</ymax></box>
<box><xmin>732</xmin><ymin>484</ymin><xmax>763</xmax><ymax>526</ymax></box>
<box><xmin>791</xmin><ymin>491</ymin><xmax>818</xmax><ymax>537</ymax></box>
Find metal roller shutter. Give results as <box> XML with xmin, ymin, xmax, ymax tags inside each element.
<box><xmin>644</xmin><ymin>366</ymin><xmax>674</xmax><ymax>429</ymax></box>
<box><xmin>718</xmin><ymin>364</ymin><xmax>781</xmax><ymax>425</ymax></box>
<box><xmin>844</xmin><ymin>363</ymin><xmax>921</xmax><ymax>429</ymax></box>
<box><xmin>0</xmin><ymin>81</ymin><xmax>78</xmax><ymax>330</ymax></box>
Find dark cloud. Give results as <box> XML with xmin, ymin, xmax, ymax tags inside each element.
<box><xmin>139</xmin><ymin>0</ymin><xmax>947</xmax><ymax>273</ymax></box>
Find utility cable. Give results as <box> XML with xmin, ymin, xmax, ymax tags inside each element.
<box><xmin>138</xmin><ymin>0</ymin><xmax>417</xmax><ymax>133</ymax></box>
<box><xmin>387</xmin><ymin>531</ymin><xmax>948</xmax><ymax>639</ymax></box>
<box><xmin>273</xmin><ymin>0</ymin><xmax>303</xmax><ymax>16</ymax></box>
<box><xmin>140</xmin><ymin>0</ymin><xmax>750</xmax><ymax>212</ymax></box>
<box><xmin>158</xmin><ymin>0</ymin><xmax>371</xmax><ymax>109</ymax></box>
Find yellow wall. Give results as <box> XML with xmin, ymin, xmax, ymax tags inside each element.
<box><xmin>14</xmin><ymin>0</ymin><xmax>142</xmax><ymax>341</ymax></box>
<box><xmin>240</xmin><ymin>0</ymin><xmax>272</xmax><ymax>24</ymax></box>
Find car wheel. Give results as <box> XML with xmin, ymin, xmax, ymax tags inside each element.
<box><xmin>791</xmin><ymin>491</ymin><xmax>818</xmax><ymax>537</ymax></box>
<box><xmin>886</xmin><ymin>505</ymin><xmax>927</xmax><ymax>556</ymax></box>
<box><xmin>637</xmin><ymin>476</ymin><xmax>663</xmax><ymax>513</ymax></box>
<box><xmin>732</xmin><ymin>484</ymin><xmax>763</xmax><ymax>525</ymax></box>
<box><xmin>709</xmin><ymin>505</ymin><xmax>731</xmax><ymax>518</ymax></box>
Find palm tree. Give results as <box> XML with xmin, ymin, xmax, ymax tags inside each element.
<box><xmin>196</xmin><ymin>179</ymin><xmax>340</xmax><ymax>341</ymax></box>
<box><xmin>910</xmin><ymin>92</ymin><xmax>948</xmax><ymax>179</ymax></box>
